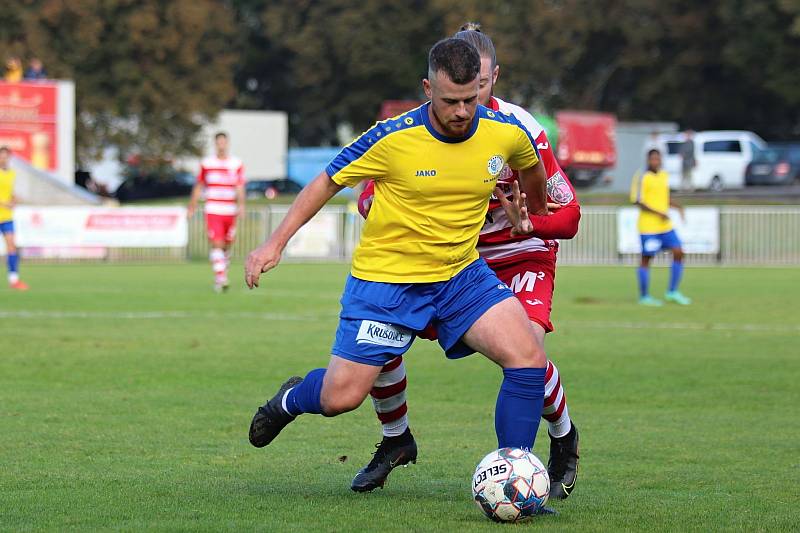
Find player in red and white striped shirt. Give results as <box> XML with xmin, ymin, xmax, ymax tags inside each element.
<box><xmin>352</xmin><ymin>24</ymin><xmax>581</xmax><ymax>500</ymax></box>
<box><xmin>188</xmin><ymin>132</ymin><xmax>246</xmax><ymax>292</ymax></box>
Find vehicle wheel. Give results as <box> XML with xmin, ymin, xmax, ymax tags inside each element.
<box><xmin>709</xmin><ymin>176</ymin><xmax>723</xmax><ymax>192</ymax></box>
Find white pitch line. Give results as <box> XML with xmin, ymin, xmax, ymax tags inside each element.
<box><xmin>559</xmin><ymin>320</ymin><xmax>800</xmax><ymax>333</ymax></box>
<box><xmin>0</xmin><ymin>310</ymin><xmax>336</xmax><ymax>321</ymax></box>
<box><xmin>0</xmin><ymin>310</ymin><xmax>798</xmax><ymax>333</ymax></box>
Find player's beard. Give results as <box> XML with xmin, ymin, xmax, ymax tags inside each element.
<box><xmin>433</xmin><ymin>107</ymin><xmax>472</xmax><ymax>137</ymax></box>
<box><xmin>447</xmin><ymin>118</ymin><xmax>471</xmax><ymax>136</ymax></box>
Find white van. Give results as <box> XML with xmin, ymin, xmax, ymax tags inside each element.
<box><xmin>655</xmin><ymin>131</ymin><xmax>766</xmax><ymax>191</ymax></box>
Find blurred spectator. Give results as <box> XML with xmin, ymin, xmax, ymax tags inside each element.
<box><xmin>24</xmin><ymin>57</ymin><xmax>47</xmax><ymax>80</ymax></box>
<box><xmin>4</xmin><ymin>57</ymin><xmax>23</xmax><ymax>82</ymax></box>
<box><xmin>680</xmin><ymin>130</ymin><xmax>696</xmax><ymax>192</ymax></box>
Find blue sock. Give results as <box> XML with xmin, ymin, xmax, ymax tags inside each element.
<box><xmin>8</xmin><ymin>253</ymin><xmax>18</xmax><ymax>274</ymax></box>
<box><xmin>637</xmin><ymin>266</ymin><xmax>649</xmax><ymax>298</ymax></box>
<box><xmin>495</xmin><ymin>367</ymin><xmax>545</xmax><ymax>450</ymax></box>
<box><xmin>284</xmin><ymin>368</ymin><xmax>326</xmax><ymax>416</ymax></box>
<box><xmin>669</xmin><ymin>261</ymin><xmax>684</xmax><ymax>292</ymax></box>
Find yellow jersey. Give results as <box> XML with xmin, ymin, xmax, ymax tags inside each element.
<box><xmin>0</xmin><ymin>167</ymin><xmax>15</xmax><ymax>223</ymax></box>
<box><xmin>328</xmin><ymin>102</ymin><xmax>540</xmax><ymax>283</ymax></box>
<box><xmin>630</xmin><ymin>169</ymin><xmax>672</xmax><ymax>234</ymax></box>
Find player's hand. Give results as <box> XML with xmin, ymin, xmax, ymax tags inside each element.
<box><xmin>546</xmin><ymin>202</ymin><xmax>562</xmax><ymax>212</ymax></box>
<box><xmin>494</xmin><ymin>181</ymin><xmax>533</xmax><ymax>237</ymax></box>
<box><xmin>245</xmin><ymin>241</ymin><xmax>282</xmax><ymax>289</ymax></box>
<box><xmin>186</xmin><ymin>205</ymin><xmax>195</xmax><ymax>219</ymax></box>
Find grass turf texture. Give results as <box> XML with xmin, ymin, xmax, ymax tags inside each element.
<box><xmin>1</xmin><ymin>263</ymin><xmax>798</xmax><ymax>531</ymax></box>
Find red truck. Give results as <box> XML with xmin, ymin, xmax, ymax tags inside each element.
<box><xmin>555</xmin><ymin>111</ymin><xmax>617</xmax><ymax>187</ymax></box>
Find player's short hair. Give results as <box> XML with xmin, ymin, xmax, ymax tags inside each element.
<box><xmin>0</xmin><ymin>146</ymin><xmax>10</xmax><ymax>154</ymax></box>
<box><xmin>454</xmin><ymin>22</ymin><xmax>497</xmax><ymax>69</ymax></box>
<box><xmin>427</xmin><ymin>38</ymin><xmax>480</xmax><ymax>85</ymax></box>
<box><xmin>647</xmin><ymin>148</ymin><xmax>661</xmax><ymax>157</ymax></box>
<box><xmin>214</xmin><ymin>131</ymin><xmax>228</xmax><ymax>140</ymax></box>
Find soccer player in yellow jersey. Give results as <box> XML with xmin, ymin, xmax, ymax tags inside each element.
<box><xmin>0</xmin><ymin>146</ymin><xmax>28</xmax><ymax>291</ymax></box>
<box><xmin>630</xmin><ymin>149</ymin><xmax>690</xmax><ymax>306</ymax></box>
<box><xmin>245</xmin><ymin>39</ymin><xmax>553</xmax><ymax>463</ymax></box>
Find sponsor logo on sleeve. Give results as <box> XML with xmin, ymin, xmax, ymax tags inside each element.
<box><xmin>547</xmin><ymin>171</ymin><xmax>574</xmax><ymax>204</ymax></box>
<box><xmin>356</xmin><ymin>320</ymin><xmax>412</xmax><ymax>348</ymax></box>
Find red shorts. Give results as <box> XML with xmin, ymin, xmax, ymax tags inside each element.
<box><xmin>205</xmin><ymin>214</ymin><xmax>237</xmax><ymax>244</ymax></box>
<box><xmin>416</xmin><ymin>252</ymin><xmax>558</xmax><ymax>342</ymax></box>
<box><xmin>489</xmin><ymin>252</ymin><xmax>557</xmax><ymax>333</ymax></box>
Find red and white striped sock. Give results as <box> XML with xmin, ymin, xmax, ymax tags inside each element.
<box><xmin>210</xmin><ymin>248</ymin><xmax>227</xmax><ymax>285</ymax></box>
<box><xmin>542</xmin><ymin>359</ymin><xmax>572</xmax><ymax>438</ymax></box>
<box><xmin>370</xmin><ymin>356</ymin><xmax>409</xmax><ymax>437</ymax></box>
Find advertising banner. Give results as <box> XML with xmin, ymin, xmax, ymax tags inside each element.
<box><xmin>10</xmin><ymin>206</ymin><xmax>188</xmax><ymax>249</ymax></box>
<box><xmin>0</xmin><ymin>82</ymin><xmax>59</xmax><ymax>172</ymax></box>
<box><xmin>284</xmin><ymin>211</ymin><xmax>340</xmax><ymax>258</ymax></box>
<box><xmin>617</xmin><ymin>206</ymin><xmax>720</xmax><ymax>254</ymax></box>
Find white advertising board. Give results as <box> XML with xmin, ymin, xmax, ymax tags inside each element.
<box><xmin>617</xmin><ymin>206</ymin><xmax>720</xmax><ymax>254</ymax></box>
<box><xmin>6</xmin><ymin>206</ymin><xmax>187</xmax><ymax>250</ymax></box>
<box><xmin>284</xmin><ymin>211</ymin><xmax>340</xmax><ymax>258</ymax></box>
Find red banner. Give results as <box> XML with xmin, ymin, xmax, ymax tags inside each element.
<box><xmin>0</xmin><ymin>82</ymin><xmax>59</xmax><ymax>171</ymax></box>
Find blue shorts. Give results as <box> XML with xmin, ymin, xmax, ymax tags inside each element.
<box><xmin>640</xmin><ymin>230</ymin><xmax>681</xmax><ymax>256</ymax></box>
<box><xmin>332</xmin><ymin>258</ymin><xmax>515</xmax><ymax>366</ymax></box>
<box><xmin>0</xmin><ymin>220</ymin><xmax>13</xmax><ymax>234</ymax></box>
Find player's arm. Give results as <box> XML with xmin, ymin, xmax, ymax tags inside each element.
<box><xmin>0</xmin><ymin>194</ymin><xmax>15</xmax><ymax>209</ymax></box>
<box><xmin>236</xmin><ymin>163</ymin><xmax>246</xmax><ymax>217</ymax></box>
<box><xmin>636</xmin><ymin>201</ymin><xmax>669</xmax><ymax>219</ymax></box>
<box><xmin>669</xmin><ymin>198</ymin><xmax>685</xmax><ymax>221</ymax></box>
<box><xmin>246</xmin><ymin>171</ymin><xmax>343</xmax><ymax>288</ymax></box>
<box><xmin>499</xmin><ymin>157</ymin><xmax>546</xmax><ymax>237</ymax></box>
<box><xmin>516</xmin><ymin>161</ymin><xmax>547</xmax><ymax>216</ymax></box>
<box><xmin>507</xmin><ymin>115</ymin><xmax>547</xmax><ymax>218</ymax></box>
<box><xmin>529</xmin><ymin>196</ymin><xmax>580</xmax><ymax>239</ymax></box>
<box><xmin>236</xmin><ymin>183</ymin><xmax>246</xmax><ymax>217</ymax></box>
<box><xmin>630</xmin><ymin>173</ymin><xmax>668</xmax><ymax>219</ymax></box>
<box><xmin>187</xmin><ymin>166</ymin><xmax>204</xmax><ymax>218</ymax></box>
<box><xmin>526</xmin><ymin>130</ymin><xmax>581</xmax><ymax>239</ymax></box>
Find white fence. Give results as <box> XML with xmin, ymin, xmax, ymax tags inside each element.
<box><xmin>17</xmin><ymin>205</ymin><xmax>800</xmax><ymax>266</ymax></box>
<box><xmin>534</xmin><ymin>206</ymin><xmax>800</xmax><ymax>266</ymax></box>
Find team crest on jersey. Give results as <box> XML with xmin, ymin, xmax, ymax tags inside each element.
<box><xmin>547</xmin><ymin>171</ymin><xmax>574</xmax><ymax>204</ymax></box>
<box><xmin>487</xmin><ymin>155</ymin><xmax>505</xmax><ymax>177</ymax></box>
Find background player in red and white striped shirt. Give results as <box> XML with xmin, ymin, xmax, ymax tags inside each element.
<box><xmin>352</xmin><ymin>24</ymin><xmax>581</xmax><ymax>499</ymax></box>
<box><xmin>188</xmin><ymin>132</ymin><xmax>246</xmax><ymax>292</ymax></box>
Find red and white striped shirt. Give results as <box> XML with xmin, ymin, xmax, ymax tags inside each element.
<box><xmin>477</xmin><ymin>97</ymin><xmax>580</xmax><ymax>264</ymax></box>
<box><xmin>198</xmin><ymin>156</ymin><xmax>245</xmax><ymax>216</ymax></box>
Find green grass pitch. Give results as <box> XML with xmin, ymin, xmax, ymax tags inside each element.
<box><xmin>1</xmin><ymin>263</ymin><xmax>798</xmax><ymax>531</ymax></box>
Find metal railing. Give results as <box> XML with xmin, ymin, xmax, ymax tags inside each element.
<box><xmin>24</xmin><ymin>205</ymin><xmax>800</xmax><ymax>266</ymax></box>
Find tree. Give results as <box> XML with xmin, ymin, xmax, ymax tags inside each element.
<box><xmin>230</xmin><ymin>0</ymin><xmax>443</xmax><ymax>145</ymax></box>
<box><xmin>1</xmin><ymin>1</ymin><xmax>237</xmax><ymax>166</ymax></box>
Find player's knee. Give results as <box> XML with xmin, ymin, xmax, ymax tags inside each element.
<box><xmin>518</xmin><ymin>341</ymin><xmax>547</xmax><ymax>368</ymax></box>
<box><xmin>499</xmin><ymin>337</ymin><xmax>546</xmax><ymax>368</ymax></box>
<box><xmin>319</xmin><ymin>388</ymin><xmax>365</xmax><ymax>416</ymax></box>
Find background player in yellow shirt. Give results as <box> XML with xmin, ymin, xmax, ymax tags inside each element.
<box><xmin>244</xmin><ymin>39</ymin><xmax>555</xmax><ymax>473</ymax></box>
<box><xmin>0</xmin><ymin>146</ymin><xmax>29</xmax><ymax>291</ymax></box>
<box><xmin>630</xmin><ymin>149</ymin><xmax>690</xmax><ymax>306</ymax></box>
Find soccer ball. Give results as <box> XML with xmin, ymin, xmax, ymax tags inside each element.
<box><xmin>471</xmin><ymin>447</ymin><xmax>550</xmax><ymax>522</ymax></box>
